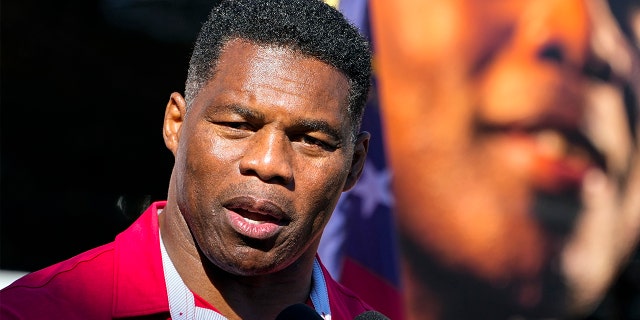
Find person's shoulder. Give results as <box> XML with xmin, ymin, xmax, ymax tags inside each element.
<box><xmin>0</xmin><ymin>242</ymin><xmax>117</xmax><ymax>318</ymax></box>
<box><xmin>0</xmin><ymin>243</ymin><xmax>117</xmax><ymax>317</ymax></box>
<box><xmin>326</xmin><ymin>275</ymin><xmax>373</xmax><ymax>309</ymax></box>
<box><xmin>319</xmin><ymin>262</ymin><xmax>373</xmax><ymax>318</ymax></box>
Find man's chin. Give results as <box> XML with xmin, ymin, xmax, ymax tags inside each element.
<box><xmin>533</xmin><ymin>189</ymin><xmax>583</xmax><ymax>239</ymax></box>
<box><xmin>400</xmin><ymin>232</ymin><xmax>573</xmax><ymax>319</ymax></box>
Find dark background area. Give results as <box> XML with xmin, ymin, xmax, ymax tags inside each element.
<box><xmin>1</xmin><ymin>0</ymin><xmax>216</xmax><ymax>271</ymax></box>
<box><xmin>1</xmin><ymin>1</ymin><xmax>639</xmax><ymax>319</ymax></box>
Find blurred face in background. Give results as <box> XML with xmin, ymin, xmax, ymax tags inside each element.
<box><xmin>371</xmin><ymin>0</ymin><xmax>640</xmax><ymax>318</ymax></box>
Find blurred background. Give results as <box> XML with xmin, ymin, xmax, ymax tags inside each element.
<box><xmin>1</xmin><ymin>1</ymin><xmax>639</xmax><ymax>319</ymax></box>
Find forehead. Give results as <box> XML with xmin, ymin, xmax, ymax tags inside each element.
<box><xmin>197</xmin><ymin>39</ymin><xmax>352</xmax><ymax>126</ymax></box>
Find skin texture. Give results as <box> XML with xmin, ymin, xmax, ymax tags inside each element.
<box><xmin>370</xmin><ymin>0</ymin><xmax>640</xmax><ymax>319</ymax></box>
<box><xmin>159</xmin><ymin>39</ymin><xmax>369</xmax><ymax>320</ymax></box>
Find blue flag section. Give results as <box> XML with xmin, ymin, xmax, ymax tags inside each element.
<box><xmin>318</xmin><ymin>1</ymin><xmax>403</xmax><ymax>319</ymax></box>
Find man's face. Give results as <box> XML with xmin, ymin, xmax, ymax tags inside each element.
<box><xmin>171</xmin><ymin>39</ymin><xmax>362</xmax><ymax>275</ymax></box>
<box><xmin>372</xmin><ymin>0</ymin><xmax>638</xmax><ymax>314</ymax></box>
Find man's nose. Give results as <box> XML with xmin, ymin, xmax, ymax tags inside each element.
<box><xmin>514</xmin><ymin>0</ymin><xmax>591</xmax><ymax>69</ymax></box>
<box><xmin>491</xmin><ymin>0</ymin><xmax>592</xmax><ymax>125</ymax></box>
<box><xmin>239</xmin><ymin>129</ymin><xmax>294</xmax><ymax>186</ymax></box>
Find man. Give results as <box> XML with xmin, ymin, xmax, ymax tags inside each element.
<box><xmin>370</xmin><ymin>0</ymin><xmax>640</xmax><ymax>319</ymax></box>
<box><xmin>0</xmin><ymin>0</ymin><xmax>374</xmax><ymax>319</ymax></box>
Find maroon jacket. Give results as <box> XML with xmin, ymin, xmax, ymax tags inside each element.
<box><xmin>0</xmin><ymin>201</ymin><xmax>372</xmax><ymax>319</ymax></box>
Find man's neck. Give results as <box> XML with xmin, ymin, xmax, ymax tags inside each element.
<box><xmin>159</xmin><ymin>203</ymin><xmax>316</xmax><ymax>320</ymax></box>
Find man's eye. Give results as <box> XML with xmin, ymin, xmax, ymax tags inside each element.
<box><xmin>220</xmin><ymin>122</ymin><xmax>253</xmax><ymax>131</ymax></box>
<box><xmin>299</xmin><ymin>135</ymin><xmax>337</xmax><ymax>151</ymax></box>
<box><xmin>214</xmin><ymin>122</ymin><xmax>255</xmax><ymax>139</ymax></box>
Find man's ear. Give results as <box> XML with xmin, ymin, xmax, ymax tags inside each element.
<box><xmin>343</xmin><ymin>131</ymin><xmax>371</xmax><ymax>191</ymax></box>
<box><xmin>163</xmin><ymin>92</ymin><xmax>187</xmax><ymax>156</ymax></box>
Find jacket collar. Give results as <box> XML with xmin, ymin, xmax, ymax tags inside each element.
<box><xmin>112</xmin><ymin>201</ymin><xmax>169</xmax><ymax>317</ymax></box>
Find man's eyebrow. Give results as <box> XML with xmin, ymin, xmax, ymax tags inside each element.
<box><xmin>212</xmin><ymin>103</ymin><xmax>343</xmax><ymax>139</ymax></box>
<box><xmin>215</xmin><ymin>103</ymin><xmax>265</xmax><ymax>121</ymax></box>
<box><xmin>294</xmin><ymin>118</ymin><xmax>342</xmax><ymax>139</ymax></box>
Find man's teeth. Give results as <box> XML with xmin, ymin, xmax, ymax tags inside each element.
<box><xmin>535</xmin><ymin>129</ymin><xmax>568</xmax><ymax>159</ymax></box>
<box><xmin>243</xmin><ymin>217</ymin><xmax>261</xmax><ymax>224</ymax></box>
<box><xmin>533</xmin><ymin>129</ymin><xmax>593</xmax><ymax>165</ymax></box>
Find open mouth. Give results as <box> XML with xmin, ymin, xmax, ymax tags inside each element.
<box><xmin>232</xmin><ymin>207</ymin><xmax>285</xmax><ymax>224</ymax></box>
<box><xmin>477</xmin><ymin>121</ymin><xmax>607</xmax><ymax>192</ymax></box>
<box><xmin>535</xmin><ymin>126</ymin><xmax>606</xmax><ymax>171</ymax></box>
<box><xmin>224</xmin><ymin>196</ymin><xmax>289</xmax><ymax>240</ymax></box>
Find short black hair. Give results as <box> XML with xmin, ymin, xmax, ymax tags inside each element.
<box><xmin>184</xmin><ymin>0</ymin><xmax>372</xmax><ymax>138</ymax></box>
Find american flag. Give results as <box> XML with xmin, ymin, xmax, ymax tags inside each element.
<box><xmin>318</xmin><ymin>1</ymin><xmax>403</xmax><ymax>319</ymax></box>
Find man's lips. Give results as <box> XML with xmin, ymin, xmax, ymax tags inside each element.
<box><xmin>478</xmin><ymin>123</ymin><xmax>607</xmax><ymax>192</ymax></box>
<box><xmin>223</xmin><ymin>196</ymin><xmax>289</xmax><ymax>240</ymax></box>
